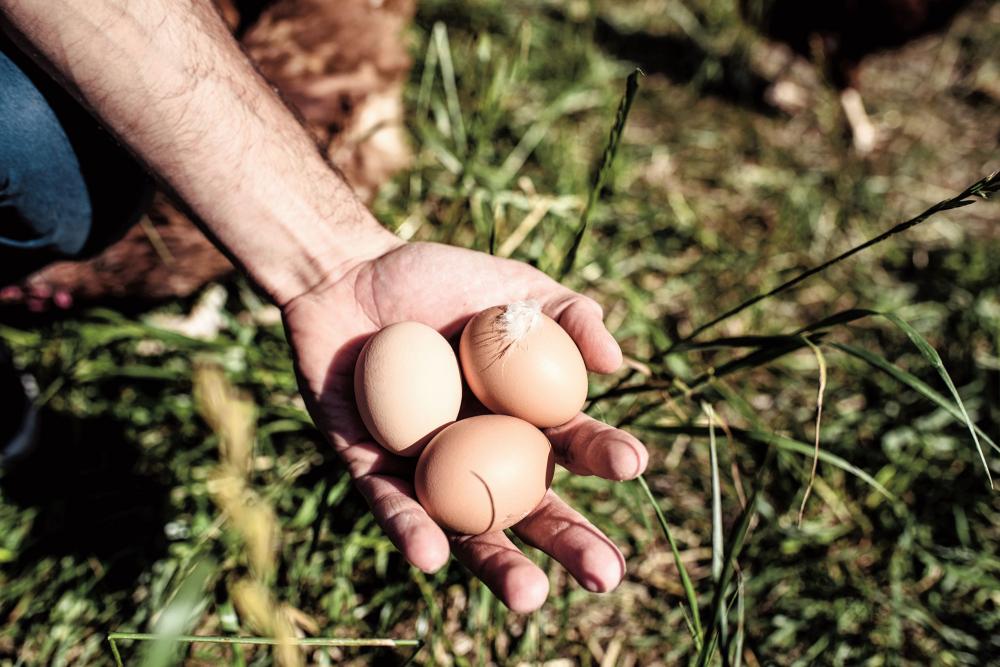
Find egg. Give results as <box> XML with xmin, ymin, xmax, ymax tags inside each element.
<box><xmin>415</xmin><ymin>415</ymin><xmax>554</xmax><ymax>534</ymax></box>
<box><xmin>459</xmin><ymin>301</ymin><xmax>588</xmax><ymax>428</ymax></box>
<box><xmin>354</xmin><ymin>321</ymin><xmax>463</xmax><ymax>456</ymax></box>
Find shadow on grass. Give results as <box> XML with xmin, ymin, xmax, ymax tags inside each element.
<box><xmin>591</xmin><ymin>16</ymin><xmax>774</xmax><ymax>113</ymax></box>
<box><xmin>0</xmin><ymin>409</ymin><xmax>172</xmax><ymax>592</ymax></box>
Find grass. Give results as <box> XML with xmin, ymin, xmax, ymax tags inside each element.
<box><xmin>2</xmin><ymin>0</ymin><xmax>1000</xmax><ymax>664</ymax></box>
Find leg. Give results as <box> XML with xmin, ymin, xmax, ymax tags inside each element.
<box><xmin>0</xmin><ymin>38</ymin><xmax>153</xmax><ymax>309</ymax></box>
<box><xmin>0</xmin><ymin>48</ymin><xmax>93</xmax><ymax>281</ymax></box>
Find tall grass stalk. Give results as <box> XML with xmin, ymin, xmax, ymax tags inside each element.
<box><xmin>110</xmin><ymin>634</ymin><xmax>420</xmax><ymax>667</ymax></box>
<box><xmin>629</xmin><ymin>305</ymin><xmax>994</xmax><ymax>486</ymax></box>
<box><xmin>676</xmin><ymin>171</ymin><xmax>1000</xmax><ymax>346</ymax></box>
<box><xmin>559</xmin><ymin>69</ymin><xmax>642</xmax><ymax>279</ymax></box>
<box><xmin>636</xmin><ymin>424</ymin><xmax>894</xmax><ymax>501</ymax></box>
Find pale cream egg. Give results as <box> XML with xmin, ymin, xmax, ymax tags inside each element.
<box><xmin>354</xmin><ymin>321</ymin><xmax>463</xmax><ymax>457</ymax></box>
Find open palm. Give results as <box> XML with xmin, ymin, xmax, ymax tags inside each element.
<box><xmin>282</xmin><ymin>241</ymin><xmax>648</xmax><ymax>612</ymax></box>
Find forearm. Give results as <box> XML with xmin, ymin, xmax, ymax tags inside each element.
<box><xmin>0</xmin><ymin>0</ymin><xmax>400</xmax><ymax>304</ymax></box>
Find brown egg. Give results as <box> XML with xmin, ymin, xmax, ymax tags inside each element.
<box><xmin>415</xmin><ymin>415</ymin><xmax>555</xmax><ymax>534</ymax></box>
<box><xmin>459</xmin><ymin>301</ymin><xmax>588</xmax><ymax>428</ymax></box>
<box><xmin>354</xmin><ymin>321</ymin><xmax>462</xmax><ymax>456</ymax></box>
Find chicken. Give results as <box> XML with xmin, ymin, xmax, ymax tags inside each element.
<box><xmin>2</xmin><ymin>0</ymin><xmax>415</xmax><ymax>311</ymax></box>
<box><xmin>742</xmin><ymin>0</ymin><xmax>972</xmax><ymax>153</ymax></box>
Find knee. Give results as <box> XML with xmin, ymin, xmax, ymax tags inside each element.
<box><xmin>0</xmin><ymin>50</ymin><xmax>92</xmax><ymax>256</ymax></box>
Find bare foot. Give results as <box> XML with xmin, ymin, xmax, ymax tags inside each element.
<box><xmin>0</xmin><ymin>284</ymin><xmax>74</xmax><ymax>313</ymax></box>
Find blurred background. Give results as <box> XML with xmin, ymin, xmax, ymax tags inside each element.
<box><xmin>1</xmin><ymin>0</ymin><xmax>998</xmax><ymax>664</ymax></box>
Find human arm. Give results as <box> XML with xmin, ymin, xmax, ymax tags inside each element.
<box><xmin>0</xmin><ymin>0</ymin><xmax>396</xmax><ymax>305</ymax></box>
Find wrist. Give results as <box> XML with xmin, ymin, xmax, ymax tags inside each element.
<box><xmin>260</xmin><ymin>200</ymin><xmax>404</xmax><ymax>308</ymax></box>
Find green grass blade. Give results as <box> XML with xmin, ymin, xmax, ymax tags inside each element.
<box><xmin>668</xmin><ymin>305</ymin><xmax>994</xmax><ymax>490</ymax></box>
<box><xmin>135</xmin><ymin>557</ymin><xmax>216</xmax><ymax>667</ymax></box>
<box><xmin>469</xmin><ymin>188</ymin><xmax>497</xmax><ymax>255</ymax></box>
<box><xmin>704</xmin><ymin>404</ymin><xmax>723</xmax><ymax>584</ymax></box>
<box><xmin>672</xmin><ymin>334</ymin><xmax>807</xmax><ymax>352</ymax></box>
<box><xmin>492</xmin><ymin>89</ymin><xmax>600</xmax><ymax>188</ymax></box>
<box><xmin>677</xmin><ymin>172</ymin><xmax>1000</xmax><ymax>346</ymax></box>
<box><xmin>732</xmin><ymin>575</ymin><xmax>745</xmax><ymax>667</ymax></box>
<box><xmin>432</xmin><ymin>23</ymin><xmax>467</xmax><ymax>155</ymax></box>
<box><xmin>602</xmin><ymin>309</ymin><xmax>863</xmax><ymax>421</ymax></box>
<box><xmin>680</xmin><ymin>604</ymin><xmax>700</xmax><ymax>650</ymax></box>
<box><xmin>636</xmin><ymin>475</ymin><xmax>703</xmax><ymax>645</ymax></box>
<box><xmin>880</xmin><ymin>312</ymin><xmax>993</xmax><ymax>488</ymax></box>
<box><xmin>605</xmin><ymin>335</ymin><xmax>834</xmax><ymax>406</ymax></box>
<box><xmin>684</xmin><ymin>336</ymin><xmax>815</xmax><ymax>390</ymax></box>
<box><xmin>696</xmin><ymin>486</ymin><xmax>762</xmax><ymax>667</ymax></box>
<box><xmin>109</xmin><ymin>637</ymin><xmax>123</xmax><ymax>667</ymax></box>
<box><xmin>736</xmin><ymin>428</ymin><xmax>894</xmax><ymax>501</ymax></box>
<box><xmin>831</xmin><ymin>342</ymin><xmax>999</xmax><ymax>455</ymax></box>
<box><xmin>416</xmin><ymin>28</ymin><xmax>439</xmax><ymax>118</ymax></box>
<box><xmin>637</xmin><ymin>424</ymin><xmax>895</xmax><ymax>501</ymax></box>
<box><xmin>704</xmin><ymin>402</ymin><xmax>728</xmax><ymax>663</ymax></box>
<box><xmin>601</xmin><ymin>310</ymin><xmax>879</xmax><ymax>407</ymax></box>
<box><xmin>793</xmin><ymin>308</ymin><xmax>878</xmax><ymax>335</ymax></box>
<box><xmin>559</xmin><ymin>68</ymin><xmax>642</xmax><ymax>280</ymax></box>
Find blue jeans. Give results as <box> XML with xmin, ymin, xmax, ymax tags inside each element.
<box><xmin>0</xmin><ymin>37</ymin><xmax>151</xmax><ymax>284</ymax></box>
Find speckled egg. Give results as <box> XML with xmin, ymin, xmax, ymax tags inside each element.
<box><xmin>459</xmin><ymin>301</ymin><xmax>588</xmax><ymax>428</ymax></box>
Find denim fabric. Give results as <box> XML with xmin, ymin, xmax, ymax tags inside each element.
<box><xmin>0</xmin><ymin>48</ymin><xmax>92</xmax><ymax>255</ymax></box>
<box><xmin>0</xmin><ymin>38</ymin><xmax>151</xmax><ymax>284</ymax></box>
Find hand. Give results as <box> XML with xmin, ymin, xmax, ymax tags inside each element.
<box><xmin>282</xmin><ymin>241</ymin><xmax>649</xmax><ymax>612</ymax></box>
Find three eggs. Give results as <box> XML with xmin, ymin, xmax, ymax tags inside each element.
<box><xmin>353</xmin><ymin>301</ymin><xmax>588</xmax><ymax>534</ymax></box>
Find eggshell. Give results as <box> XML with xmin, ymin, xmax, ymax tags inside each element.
<box><xmin>415</xmin><ymin>415</ymin><xmax>554</xmax><ymax>534</ymax></box>
<box><xmin>459</xmin><ymin>302</ymin><xmax>588</xmax><ymax>428</ymax></box>
<box><xmin>354</xmin><ymin>321</ymin><xmax>462</xmax><ymax>456</ymax></box>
